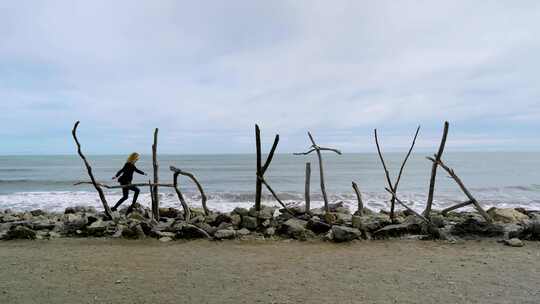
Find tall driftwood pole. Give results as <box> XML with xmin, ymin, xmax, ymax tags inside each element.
<box><xmin>294</xmin><ymin>132</ymin><xmax>341</xmax><ymax>213</ymax></box>
<box><xmin>305</xmin><ymin>162</ymin><xmax>311</xmax><ymax>213</ymax></box>
<box><xmin>152</xmin><ymin>128</ymin><xmax>159</xmax><ymax>220</ymax></box>
<box><xmin>374</xmin><ymin>126</ymin><xmax>420</xmax><ymax>220</ymax></box>
<box><xmin>71</xmin><ymin>121</ymin><xmax>113</xmax><ymax>219</ymax></box>
<box><xmin>423</xmin><ymin>121</ymin><xmax>449</xmax><ymax>218</ymax></box>
<box><xmin>254</xmin><ymin>124</ymin><xmax>279</xmax><ymax>212</ymax></box>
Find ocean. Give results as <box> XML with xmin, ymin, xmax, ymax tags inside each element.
<box><xmin>0</xmin><ymin>153</ymin><xmax>539</xmax><ymax>213</ymax></box>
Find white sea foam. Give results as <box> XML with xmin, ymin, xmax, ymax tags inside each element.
<box><xmin>1</xmin><ymin>190</ymin><xmax>539</xmax><ymax>213</ymax></box>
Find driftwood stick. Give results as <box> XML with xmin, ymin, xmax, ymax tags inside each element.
<box><xmin>296</xmin><ymin>131</ymin><xmax>340</xmax><ymax>214</ymax></box>
<box><xmin>352</xmin><ymin>181</ymin><xmax>364</xmax><ymax>215</ymax></box>
<box><xmin>72</xmin><ymin>121</ymin><xmax>112</xmax><ymax>219</ymax></box>
<box><xmin>427</xmin><ymin>157</ymin><xmax>492</xmax><ymax>222</ymax></box>
<box><xmin>424</xmin><ymin>121</ymin><xmax>449</xmax><ymax>217</ymax></box>
<box><xmin>152</xmin><ymin>128</ymin><xmax>159</xmax><ymax>220</ymax></box>
<box><xmin>255</xmin><ymin>125</ymin><xmax>263</xmax><ymax>211</ymax></box>
<box><xmin>74</xmin><ymin>181</ymin><xmax>175</xmax><ymax>188</ymax></box>
<box><xmin>254</xmin><ymin>125</ymin><xmax>280</xmax><ymax>212</ymax></box>
<box><xmin>441</xmin><ymin>200</ymin><xmax>473</xmax><ymax>215</ymax></box>
<box><xmin>148</xmin><ymin>179</ymin><xmax>155</xmax><ymax>213</ymax></box>
<box><xmin>374</xmin><ymin>128</ymin><xmax>396</xmax><ymax>217</ymax></box>
<box><xmin>262</xmin><ymin>135</ymin><xmax>279</xmax><ymax>173</ymax></box>
<box><xmin>385</xmin><ymin>188</ymin><xmax>431</xmax><ymax>224</ymax></box>
<box><xmin>393</xmin><ymin>126</ymin><xmax>421</xmax><ymax>192</ymax></box>
<box><xmin>258</xmin><ymin>176</ymin><xmax>293</xmax><ymax>214</ymax></box>
<box><xmin>305</xmin><ymin>162</ymin><xmax>311</xmax><ymax>214</ymax></box>
<box><xmin>170</xmin><ymin>166</ymin><xmax>209</xmax><ymax>215</ymax></box>
<box><xmin>172</xmin><ymin>172</ymin><xmax>191</xmax><ymax>221</ymax></box>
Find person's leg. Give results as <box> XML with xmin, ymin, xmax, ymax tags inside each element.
<box><xmin>126</xmin><ymin>186</ymin><xmax>140</xmax><ymax>214</ymax></box>
<box><xmin>112</xmin><ymin>187</ymin><xmax>129</xmax><ymax>211</ymax></box>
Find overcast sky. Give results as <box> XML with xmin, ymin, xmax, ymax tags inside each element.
<box><xmin>1</xmin><ymin>1</ymin><xmax>539</xmax><ymax>155</ymax></box>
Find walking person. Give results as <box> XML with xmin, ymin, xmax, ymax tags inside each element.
<box><xmin>111</xmin><ymin>152</ymin><xmax>146</xmax><ymax>213</ymax></box>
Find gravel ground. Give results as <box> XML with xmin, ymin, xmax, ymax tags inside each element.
<box><xmin>0</xmin><ymin>239</ymin><xmax>539</xmax><ymax>304</ymax></box>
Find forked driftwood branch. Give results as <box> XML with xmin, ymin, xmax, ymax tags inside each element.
<box><xmin>151</xmin><ymin>128</ymin><xmax>159</xmax><ymax>220</ymax></box>
<box><xmin>426</xmin><ymin>157</ymin><xmax>492</xmax><ymax>223</ymax></box>
<box><xmin>304</xmin><ymin>162</ymin><xmax>311</xmax><ymax>214</ymax></box>
<box><xmin>170</xmin><ymin>166</ymin><xmax>209</xmax><ymax>215</ymax></box>
<box><xmin>352</xmin><ymin>181</ymin><xmax>364</xmax><ymax>215</ymax></box>
<box><xmin>255</xmin><ymin>124</ymin><xmax>279</xmax><ymax>211</ymax></box>
<box><xmin>72</xmin><ymin>121</ymin><xmax>113</xmax><ymax>219</ymax></box>
<box><xmin>294</xmin><ymin>132</ymin><xmax>341</xmax><ymax>213</ymax></box>
<box><xmin>423</xmin><ymin>121</ymin><xmax>449</xmax><ymax>217</ymax></box>
<box><xmin>374</xmin><ymin>126</ymin><xmax>420</xmax><ymax>220</ymax></box>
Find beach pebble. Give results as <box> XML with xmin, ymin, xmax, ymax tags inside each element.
<box><xmin>331</xmin><ymin>225</ymin><xmax>362</xmax><ymax>242</ymax></box>
<box><xmin>487</xmin><ymin>208</ymin><xmax>529</xmax><ymax>224</ymax></box>
<box><xmin>214</xmin><ymin>229</ymin><xmax>236</xmax><ymax>240</ymax></box>
<box><xmin>241</xmin><ymin>216</ymin><xmax>258</xmax><ymax>230</ymax></box>
<box><xmin>504</xmin><ymin>238</ymin><xmax>524</xmax><ymax>247</ymax></box>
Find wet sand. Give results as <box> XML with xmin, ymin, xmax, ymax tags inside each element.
<box><xmin>0</xmin><ymin>239</ymin><xmax>539</xmax><ymax>304</ymax></box>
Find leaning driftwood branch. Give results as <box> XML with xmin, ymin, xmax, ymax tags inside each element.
<box><xmin>172</xmin><ymin>171</ymin><xmax>191</xmax><ymax>221</ymax></box>
<box><xmin>170</xmin><ymin>166</ymin><xmax>209</xmax><ymax>215</ymax></box>
<box><xmin>151</xmin><ymin>128</ymin><xmax>159</xmax><ymax>220</ymax></box>
<box><xmin>441</xmin><ymin>200</ymin><xmax>473</xmax><ymax>215</ymax></box>
<box><xmin>295</xmin><ymin>131</ymin><xmax>341</xmax><ymax>213</ymax></box>
<box><xmin>424</xmin><ymin>121</ymin><xmax>449</xmax><ymax>217</ymax></box>
<box><xmin>72</xmin><ymin>121</ymin><xmax>113</xmax><ymax>219</ymax></box>
<box><xmin>74</xmin><ymin>181</ymin><xmax>175</xmax><ymax>188</ymax></box>
<box><xmin>254</xmin><ymin>124</ymin><xmax>280</xmax><ymax>212</ymax></box>
<box><xmin>385</xmin><ymin>188</ymin><xmax>431</xmax><ymax>224</ymax></box>
<box><xmin>352</xmin><ymin>181</ymin><xmax>364</xmax><ymax>215</ymax></box>
<box><xmin>305</xmin><ymin>162</ymin><xmax>311</xmax><ymax>214</ymax></box>
<box><xmin>374</xmin><ymin>126</ymin><xmax>420</xmax><ymax>220</ymax></box>
<box><xmin>258</xmin><ymin>176</ymin><xmax>293</xmax><ymax>214</ymax></box>
<box><xmin>426</xmin><ymin>156</ymin><xmax>492</xmax><ymax>223</ymax></box>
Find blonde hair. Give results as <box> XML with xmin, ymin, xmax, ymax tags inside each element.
<box><xmin>126</xmin><ymin>152</ymin><xmax>140</xmax><ymax>164</ymax></box>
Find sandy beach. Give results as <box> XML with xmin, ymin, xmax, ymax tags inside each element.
<box><xmin>0</xmin><ymin>239</ymin><xmax>539</xmax><ymax>304</ymax></box>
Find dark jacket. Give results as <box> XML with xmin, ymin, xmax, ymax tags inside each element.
<box><xmin>115</xmin><ymin>162</ymin><xmax>145</xmax><ymax>184</ymax></box>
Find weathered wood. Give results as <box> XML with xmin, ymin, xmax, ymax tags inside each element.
<box><xmin>72</xmin><ymin>121</ymin><xmax>112</xmax><ymax>219</ymax></box>
<box><xmin>170</xmin><ymin>166</ymin><xmax>209</xmax><ymax>216</ymax></box>
<box><xmin>258</xmin><ymin>176</ymin><xmax>293</xmax><ymax>214</ymax></box>
<box><xmin>305</xmin><ymin>162</ymin><xmax>311</xmax><ymax>214</ymax></box>
<box><xmin>148</xmin><ymin>179</ymin><xmax>155</xmax><ymax>215</ymax></box>
<box><xmin>427</xmin><ymin>157</ymin><xmax>492</xmax><ymax>222</ymax></box>
<box><xmin>374</xmin><ymin>126</ymin><xmax>420</xmax><ymax>220</ymax></box>
<box><xmin>385</xmin><ymin>188</ymin><xmax>431</xmax><ymax>224</ymax></box>
<box><xmin>74</xmin><ymin>181</ymin><xmax>174</xmax><ymax>188</ymax></box>
<box><xmin>441</xmin><ymin>200</ymin><xmax>473</xmax><ymax>215</ymax></box>
<box><xmin>295</xmin><ymin>132</ymin><xmax>341</xmax><ymax>213</ymax></box>
<box><xmin>255</xmin><ymin>125</ymin><xmax>263</xmax><ymax>211</ymax></box>
<box><xmin>352</xmin><ymin>181</ymin><xmax>363</xmax><ymax>215</ymax></box>
<box><xmin>172</xmin><ymin>171</ymin><xmax>191</xmax><ymax>222</ymax></box>
<box><xmin>152</xmin><ymin>128</ymin><xmax>159</xmax><ymax>220</ymax></box>
<box><xmin>254</xmin><ymin>124</ymin><xmax>280</xmax><ymax>212</ymax></box>
<box><xmin>374</xmin><ymin>128</ymin><xmax>397</xmax><ymax>217</ymax></box>
<box><xmin>424</xmin><ymin>121</ymin><xmax>449</xmax><ymax>217</ymax></box>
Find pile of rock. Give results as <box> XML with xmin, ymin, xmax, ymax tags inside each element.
<box><xmin>1</xmin><ymin>203</ymin><xmax>539</xmax><ymax>244</ymax></box>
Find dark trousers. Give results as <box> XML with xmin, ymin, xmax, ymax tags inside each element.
<box><xmin>112</xmin><ymin>183</ymin><xmax>140</xmax><ymax>212</ymax></box>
